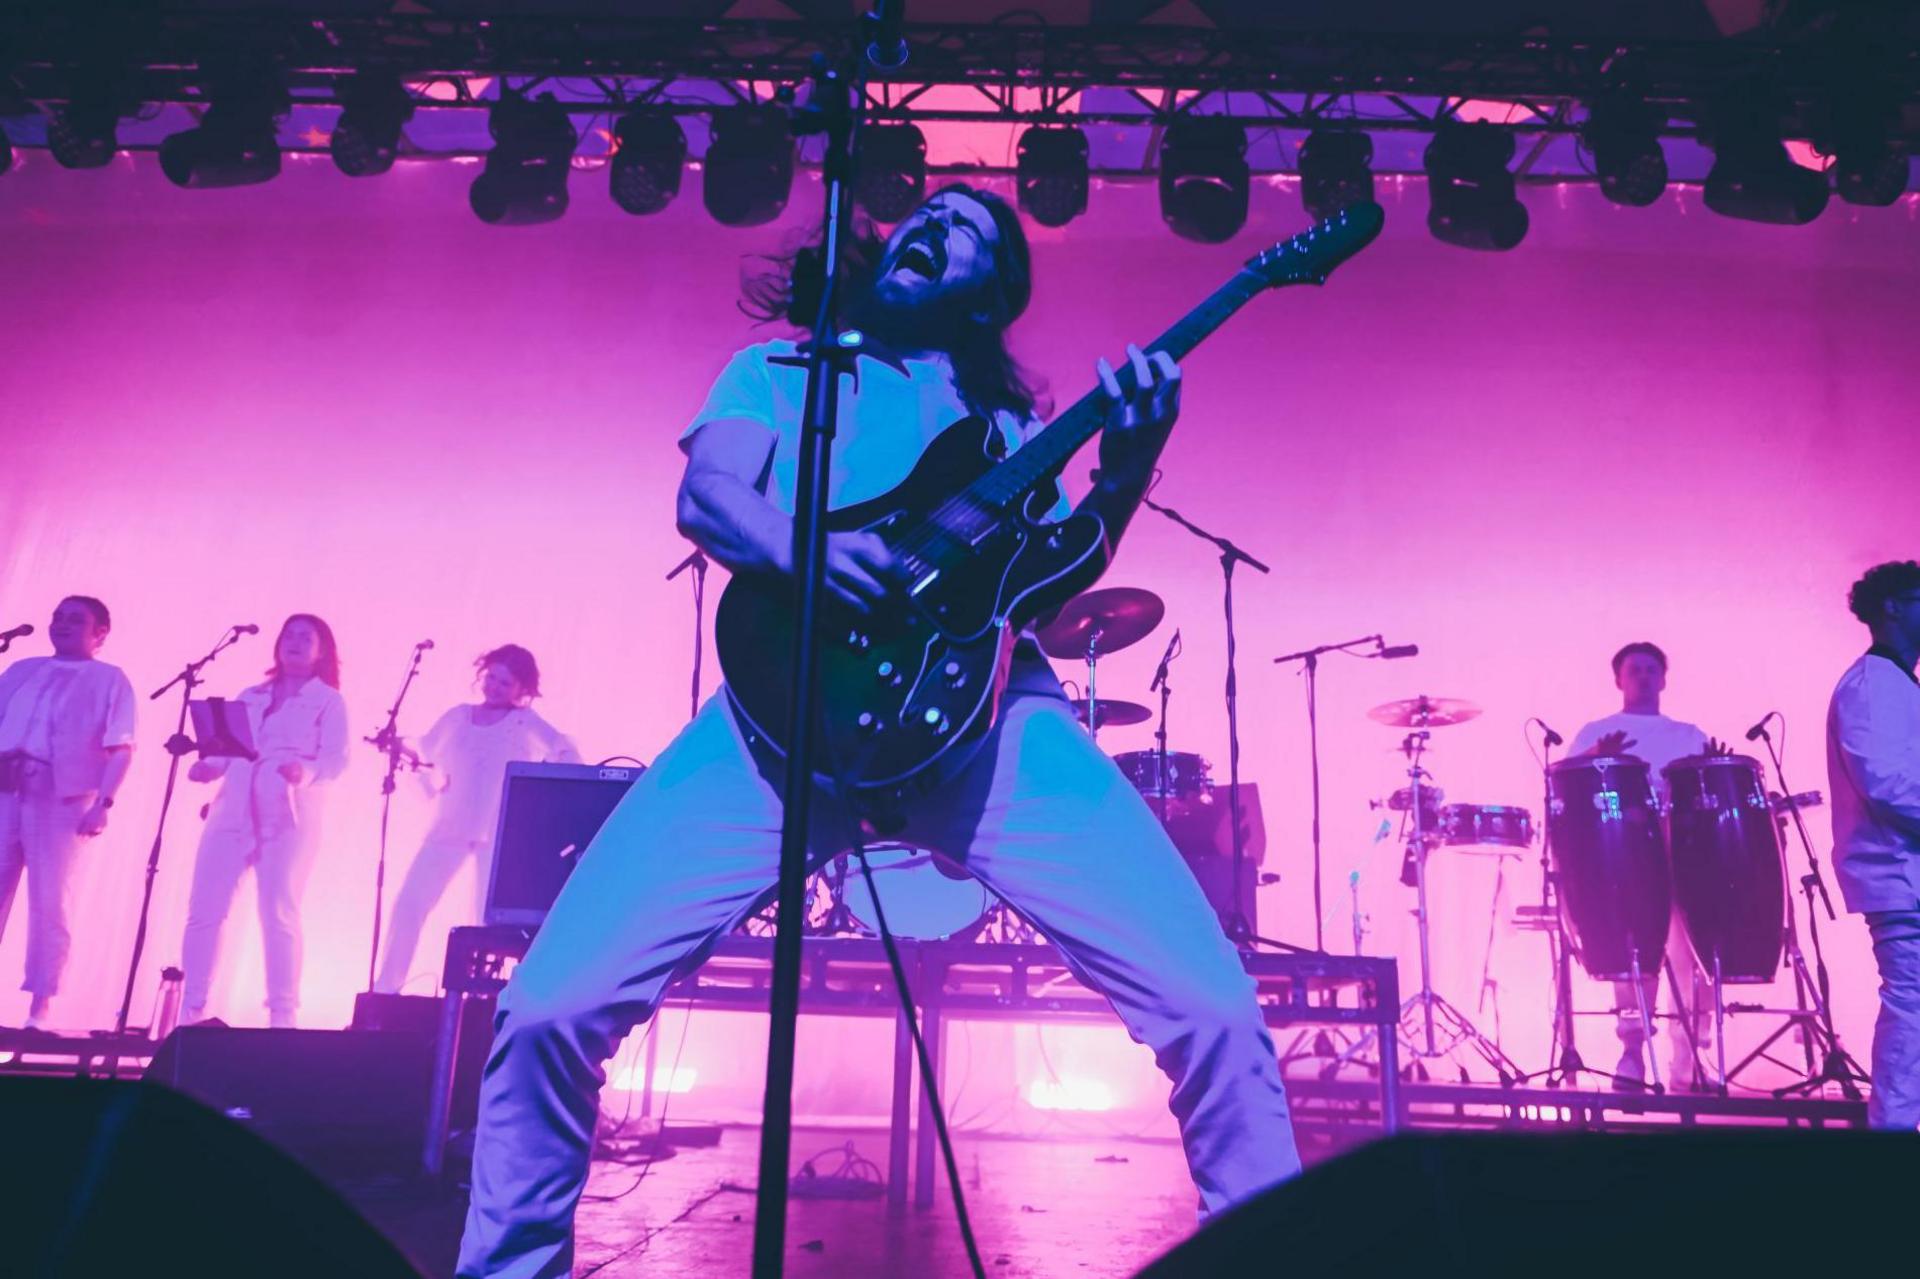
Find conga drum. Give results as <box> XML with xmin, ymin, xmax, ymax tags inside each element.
<box><xmin>1547</xmin><ymin>756</ymin><xmax>1671</xmax><ymax>982</ymax></box>
<box><xmin>1663</xmin><ymin>754</ymin><xmax>1785</xmax><ymax>983</ymax></box>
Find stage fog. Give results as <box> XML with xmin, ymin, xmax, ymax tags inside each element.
<box><xmin>3</xmin><ymin>153</ymin><xmax>1916</xmax><ymax>1128</ymax></box>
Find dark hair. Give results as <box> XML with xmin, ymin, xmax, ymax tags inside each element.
<box><xmin>476</xmin><ymin>643</ymin><xmax>541</xmax><ymax>700</ymax></box>
<box><xmin>1611</xmin><ymin>642</ymin><xmax>1668</xmax><ymax>676</ymax></box>
<box><xmin>739</xmin><ymin>183</ymin><xmax>1043</xmax><ymax>421</ymax></box>
<box><xmin>1849</xmin><ymin>561</ymin><xmax>1920</xmax><ymax>626</ymax></box>
<box><xmin>267</xmin><ymin>613</ymin><xmax>342</xmax><ymax>689</ymax></box>
<box><xmin>60</xmin><ymin>595</ymin><xmax>111</xmax><ymax>630</ymax></box>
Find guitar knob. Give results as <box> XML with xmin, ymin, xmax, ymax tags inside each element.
<box><xmin>942</xmin><ymin>660</ymin><xmax>966</xmax><ymax>689</ymax></box>
<box><xmin>922</xmin><ymin>707</ymin><xmax>950</xmax><ymax>735</ymax></box>
<box><xmin>876</xmin><ymin>660</ymin><xmax>900</xmax><ymax>685</ymax></box>
<box><xmin>847</xmin><ymin>630</ymin><xmax>870</xmax><ymax>653</ymax></box>
<box><xmin>857</xmin><ymin>711</ymin><xmax>882</xmax><ymax>736</ymax></box>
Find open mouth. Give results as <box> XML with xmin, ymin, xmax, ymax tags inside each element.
<box><xmin>893</xmin><ymin>236</ymin><xmax>945</xmax><ymax>281</ymax></box>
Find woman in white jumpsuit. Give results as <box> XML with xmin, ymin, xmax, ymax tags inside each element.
<box><xmin>374</xmin><ymin>644</ymin><xmax>578</xmax><ymax>994</ymax></box>
<box><xmin>180</xmin><ymin>614</ymin><xmax>350</xmax><ymax>1027</ymax></box>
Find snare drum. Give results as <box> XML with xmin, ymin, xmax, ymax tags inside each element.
<box><xmin>1112</xmin><ymin>749</ymin><xmax>1213</xmax><ymax>802</ymax></box>
<box><xmin>1547</xmin><ymin>756</ymin><xmax>1671</xmax><ymax>982</ymax></box>
<box><xmin>1663</xmin><ymin>754</ymin><xmax>1785</xmax><ymax>984</ymax></box>
<box><xmin>1439</xmin><ymin>803</ymin><xmax>1534</xmax><ymax>853</ymax></box>
<box><xmin>839</xmin><ymin>844</ymin><xmax>992</xmax><ymax>942</ymax></box>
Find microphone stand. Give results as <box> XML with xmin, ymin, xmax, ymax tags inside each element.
<box><xmin>1751</xmin><ymin>719</ymin><xmax>1868</xmax><ymax>1099</ymax></box>
<box><xmin>667</xmin><ymin>548</ymin><xmax>709</xmax><ymax>722</ymax></box>
<box><xmin>364</xmin><ymin>644</ymin><xmax>430</xmax><ymax>992</ymax></box>
<box><xmin>1141</xmin><ymin>492</ymin><xmax>1297</xmax><ymax>952</ymax></box>
<box><xmin>1273</xmin><ymin>633</ymin><xmax>1387</xmax><ymax>952</ymax></box>
<box><xmin>755</xmin><ymin>12</ymin><xmax>906</xmax><ymax>1277</ymax></box>
<box><xmin>1149</xmin><ymin>632</ymin><xmax>1181</xmax><ymax>826</ymax></box>
<box><xmin>115</xmin><ymin>625</ymin><xmax>251</xmax><ymax>1037</ymax></box>
<box><xmin>0</xmin><ymin>627</ymin><xmax>26</xmax><ymax>655</ymax></box>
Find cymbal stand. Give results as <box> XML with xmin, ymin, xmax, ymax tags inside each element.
<box><xmin>1337</xmin><ymin>731</ymin><xmax>1519</xmax><ymax>1082</ymax></box>
<box><xmin>1727</xmin><ymin>721</ymin><xmax>1867</xmax><ymax>1098</ymax></box>
<box><xmin>1083</xmin><ymin>628</ymin><xmax>1105</xmax><ymax>743</ymax></box>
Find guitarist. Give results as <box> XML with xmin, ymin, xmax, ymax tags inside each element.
<box><xmin>457</xmin><ymin>187</ymin><xmax>1301</xmax><ymax>1278</ymax></box>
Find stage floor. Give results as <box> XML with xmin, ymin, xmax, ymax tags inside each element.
<box><xmin>346</xmin><ymin>1125</ymin><xmax>1201</xmax><ymax>1279</ymax></box>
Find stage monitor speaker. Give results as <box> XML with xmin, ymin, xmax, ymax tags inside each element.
<box><xmin>1135</xmin><ymin>1129</ymin><xmax>1919</xmax><ymax>1275</ymax></box>
<box><xmin>485</xmin><ymin>760</ymin><xmax>644</xmax><ymax>925</ymax></box>
<box><xmin>144</xmin><ymin>1026</ymin><xmax>433</xmax><ymax>1177</ymax></box>
<box><xmin>0</xmin><ymin>1077</ymin><xmax>420</xmax><ymax>1278</ymax></box>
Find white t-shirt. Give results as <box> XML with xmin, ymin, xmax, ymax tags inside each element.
<box><xmin>0</xmin><ymin>657</ymin><xmax>137</xmax><ymax>791</ymax></box>
<box><xmin>1569</xmin><ymin>710</ymin><xmax>1710</xmax><ymax>796</ymax></box>
<box><xmin>681</xmin><ymin>339</ymin><xmax>1068</xmax><ymax>519</ymax></box>
<box><xmin>418</xmin><ymin>705</ymin><xmax>580</xmax><ymax>845</ymax></box>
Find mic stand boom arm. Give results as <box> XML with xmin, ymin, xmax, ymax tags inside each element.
<box><xmin>364</xmin><ymin>644</ymin><xmax>429</xmax><ymax>992</ymax></box>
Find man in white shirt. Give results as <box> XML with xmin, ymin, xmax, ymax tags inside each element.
<box><xmin>1568</xmin><ymin>641</ymin><xmax>1721</xmax><ymax>1089</ymax></box>
<box><xmin>0</xmin><ymin>595</ymin><xmax>137</xmax><ymax>1030</ymax></box>
<box><xmin>457</xmin><ymin>187</ymin><xmax>1299</xmax><ymax>1279</ymax></box>
<box><xmin>1826</xmin><ymin>560</ymin><xmax>1920</xmax><ymax>1130</ymax></box>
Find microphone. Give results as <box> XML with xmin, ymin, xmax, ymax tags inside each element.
<box><xmin>0</xmin><ymin>623</ymin><xmax>33</xmax><ymax>643</ymax></box>
<box><xmin>1533</xmin><ymin>718</ymin><xmax>1564</xmax><ymax>748</ymax></box>
<box><xmin>863</xmin><ymin>0</ymin><xmax>909</xmax><ymax>70</ymax></box>
<box><xmin>1745</xmin><ymin>711</ymin><xmax>1776</xmax><ymax>742</ymax></box>
<box><xmin>1149</xmin><ymin>628</ymin><xmax>1181</xmax><ymax>692</ymax></box>
<box><xmin>1377</xmin><ymin>643</ymin><xmax>1419</xmax><ymax>660</ymax></box>
<box><xmin>416</xmin><ymin>639</ymin><xmax>436</xmax><ymax>652</ymax></box>
<box><xmin>233</xmin><ymin>623</ymin><xmax>260</xmax><ymax>635</ymax></box>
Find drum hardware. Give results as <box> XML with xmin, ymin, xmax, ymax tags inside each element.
<box><xmin>1038</xmin><ymin>586</ymin><xmax>1165</xmax><ymax>747</ymax></box>
<box><xmin>1334</xmin><ymin>727</ymin><xmax>1520</xmax><ymax>1083</ymax></box>
<box><xmin>1365</xmin><ymin>694</ymin><xmax>1482</xmax><ymax>730</ymax></box>
<box><xmin>1274</xmin><ymin>635</ymin><xmax>1418</xmax><ymax>954</ymax></box>
<box><xmin>1722</xmin><ymin>717</ymin><xmax>1868</xmax><ymax>1099</ymax></box>
<box><xmin>1067</xmin><ymin>698</ymin><xmax>1152</xmax><ymax>730</ymax></box>
<box><xmin>1147</xmin><ymin>628</ymin><xmax>1181</xmax><ymax>826</ymax></box>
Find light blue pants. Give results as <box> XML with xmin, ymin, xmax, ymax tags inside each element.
<box><xmin>457</xmin><ymin>691</ymin><xmax>1300</xmax><ymax>1279</ymax></box>
<box><xmin>1865</xmin><ymin>909</ymin><xmax>1920</xmax><ymax>1131</ymax></box>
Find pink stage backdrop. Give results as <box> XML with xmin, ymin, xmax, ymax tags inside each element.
<box><xmin>2</xmin><ymin>153</ymin><xmax>1917</xmax><ymax>1127</ymax></box>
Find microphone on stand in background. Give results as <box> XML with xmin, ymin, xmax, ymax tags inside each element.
<box><xmin>232</xmin><ymin>623</ymin><xmax>260</xmax><ymax>636</ymax></box>
<box><xmin>1745</xmin><ymin>711</ymin><xmax>1778</xmax><ymax>742</ymax></box>
<box><xmin>1532</xmin><ymin>717</ymin><xmax>1565</xmax><ymax>748</ymax></box>
<box><xmin>1150</xmin><ymin>628</ymin><xmax>1182</xmax><ymax>692</ymax></box>
<box><xmin>1376</xmin><ymin>642</ymin><xmax>1419</xmax><ymax>660</ymax></box>
<box><xmin>0</xmin><ymin>623</ymin><xmax>35</xmax><ymax>652</ymax></box>
<box><xmin>416</xmin><ymin>638</ymin><xmax>435</xmax><ymax>652</ymax></box>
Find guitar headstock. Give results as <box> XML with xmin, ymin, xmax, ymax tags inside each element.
<box><xmin>1245</xmin><ymin>201</ymin><xmax>1385</xmax><ymax>288</ymax></box>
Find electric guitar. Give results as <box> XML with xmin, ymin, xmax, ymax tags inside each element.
<box><xmin>715</xmin><ymin>201</ymin><xmax>1385</xmax><ymax>815</ymax></box>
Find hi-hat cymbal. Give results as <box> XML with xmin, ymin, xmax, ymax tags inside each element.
<box><xmin>1068</xmin><ymin>698</ymin><xmax>1152</xmax><ymax>730</ymax></box>
<box><xmin>1367</xmin><ymin>695</ymin><xmax>1482</xmax><ymax>729</ymax></box>
<box><xmin>1036</xmin><ymin>587</ymin><xmax>1165</xmax><ymax>660</ymax></box>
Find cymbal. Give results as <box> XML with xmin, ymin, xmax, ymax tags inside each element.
<box><xmin>1367</xmin><ymin>695</ymin><xmax>1482</xmax><ymax>729</ymax></box>
<box><xmin>1035</xmin><ymin>587</ymin><xmax>1165</xmax><ymax>660</ymax></box>
<box><xmin>1068</xmin><ymin>698</ymin><xmax>1152</xmax><ymax>730</ymax></box>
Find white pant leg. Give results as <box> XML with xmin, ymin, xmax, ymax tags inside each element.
<box><xmin>1865</xmin><ymin>910</ymin><xmax>1920</xmax><ymax>1131</ymax></box>
<box><xmin>19</xmin><ymin>787</ymin><xmax>86</xmax><ymax>998</ymax></box>
<box><xmin>377</xmin><ymin>837</ymin><xmax>478</xmax><ymax>994</ymax></box>
<box><xmin>0</xmin><ymin>792</ymin><xmax>24</xmax><ymax>954</ymax></box>
<box><xmin>180</xmin><ymin>822</ymin><xmax>255</xmax><ymax>1018</ymax></box>
<box><xmin>255</xmin><ymin>814</ymin><xmax>321</xmax><ymax>1022</ymax></box>
<box><xmin>913</xmin><ymin>696</ymin><xmax>1300</xmax><ymax>1216</ymax></box>
<box><xmin>457</xmin><ymin>696</ymin><xmax>850</xmax><ymax>1279</ymax></box>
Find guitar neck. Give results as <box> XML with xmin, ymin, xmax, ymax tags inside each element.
<box><xmin>969</xmin><ymin>264</ymin><xmax>1272</xmax><ymax>510</ymax></box>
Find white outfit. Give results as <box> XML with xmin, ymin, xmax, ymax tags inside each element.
<box><xmin>374</xmin><ymin>705</ymin><xmax>579</xmax><ymax>994</ymax></box>
<box><xmin>1826</xmin><ymin>648</ymin><xmax>1920</xmax><ymax>1129</ymax></box>
<box><xmin>1569</xmin><ymin>709</ymin><xmax>1711</xmax><ymax>1081</ymax></box>
<box><xmin>456</xmin><ymin>342</ymin><xmax>1299</xmax><ymax>1279</ymax></box>
<box><xmin>0</xmin><ymin>656</ymin><xmax>136</xmax><ymax>998</ymax></box>
<box><xmin>180</xmin><ymin>678</ymin><xmax>349</xmax><ymax>1024</ymax></box>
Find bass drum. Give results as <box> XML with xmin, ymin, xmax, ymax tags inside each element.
<box><xmin>1664</xmin><ymin>754</ymin><xmax>1785</xmax><ymax>984</ymax></box>
<box><xmin>1547</xmin><ymin>756</ymin><xmax>1670</xmax><ymax>983</ymax></box>
<box><xmin>839</xmin><ymin>844</ymin><xmax>993</xmax><ymax>942</ymax></box>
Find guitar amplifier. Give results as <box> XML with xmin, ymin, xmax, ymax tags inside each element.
<box><xmin>483</xmin><ymin>761</ymin><xmax>645</xmax><ymax>926</ymax></box>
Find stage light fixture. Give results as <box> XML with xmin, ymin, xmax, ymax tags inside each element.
<box><xmin>1817</xmin><ymin>95</ymin><xmax>1909</xmax><ymax>208</ymax></box>
<box><xmin>331</xmin><ymin>74</ymin><xmax>416</xmax><ymax>178</ymax></box>
<box><xmin>470</xmin><ymin>90</ymin><xmax>577</xmax><ymax>226</ymax></box>
<box><xmin>158</xmin><ymin>68</ymin><xmax>287</xmax><ymax>190</ymax></box>
<box><xmin>855</xmin><ymin>122</ymin><xmax>927</xmax><ymax>223</ymax></box>
<box><xmin>1016</xmin><ymin>126</ymin><xmax>1089</xmax><ymax>228</ymax></box>
<box><xmin>1702</xmin><ymin>98</ymin><xmax>1829</xmax><ymax>225</ymax></box>
<box><xmin>1298</xmin><ymin>128</ymin><xmax>1374</xmax><ymax>222</ymax></box>
<box><xmin>609</xmin><ymin>108</ymin><xmax>685</xmax><ymax>215</ymax></box>
<box><xmin>1424</xmin><ymin>122</ymin><xmax>1529</xmax><ymax>251</ymax></box>
<box><xmin>703</xmin><ymin>107</ymin><xmax>794</xmax><ymax>228</ymax></box>
<box><xmin>1158</xmin><ymin>118</ymin><xmax>1249</xmax><ymax>244</ymax></box>
<box><xmin>1581</xmin><ymin>97</ymin><xmax>1668</xmax><ymax>207</ymax></box>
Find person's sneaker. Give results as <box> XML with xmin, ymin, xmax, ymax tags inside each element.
<box><xmin>1612</xmin><ymin>1048</ymin><xmax>1648</xmax><ymax>1091</ymax></box>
